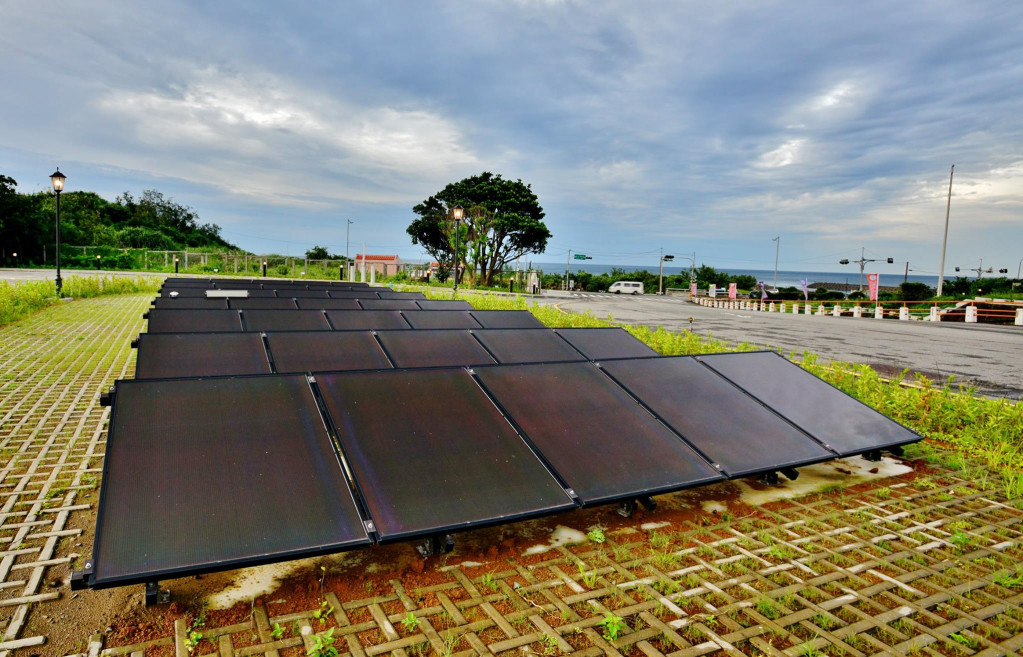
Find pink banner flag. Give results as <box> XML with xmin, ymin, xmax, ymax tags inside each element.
<box><xmin>867</xmin><ymin>273</ymin><xmax>879</xmax><ymax>301</ymax></box>
<box><xmin>728</xmin><ymin>282</ymin><xmax>737</xmax><ymax>299</ymax></box>
<box><xmin>690</xmin><ymin>282</ymin><xmax>697</xmax><ymax>297</ymax></box>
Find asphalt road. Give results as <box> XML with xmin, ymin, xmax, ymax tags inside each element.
<box><xmin>537</xmin><ymin>291</ymin><xmax>1023</xmax><ymax>398</ymax></box>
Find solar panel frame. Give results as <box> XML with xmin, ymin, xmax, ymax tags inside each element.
<box><xmin>469</xmin><ymin>310</ymin><xmax>545</xmax><ymax>329</ymax></box>
<box><xmin>146</xmin><ymin>309</ymin><xmax>244</xmax><ymax>333</ymax></box>
<box><xmin>470</xmin><ymin>329</ymin><xmax>587</xmax><ymax>365</ymax></box>
<box><xmin>375</xmin><ymin>330</ymin><xmax>496</xmax><ymax>368</ymax></box>
<box><xmin>327</xmin><ymin>291</ymin><xmax>381</xmax><ymax>299</ymax></box>
<box><xmin>473</xmin><ymin>362</ymin><xmax>724</xmax><ymax>505</ymax></box>
<box><xmin>554</xmin><ymin>328</ymin><xmax>659</xmax><ymax>360</ymax></box>
<box><xmin>325</xmin><ymin>310</ymin><xmax>411</xmax><ymax>330</ymax></box>
<box><xmin>283</xmin><ymin>290</ymin><xmax>332</xmax><ymax>298</ymax></box>
<box><xmin>89</xmin><ymin>375</ymin><xmax>371</xmax><ymax>589</ymax></box>
<box><xmin>295</xmin><ymin>298</ymin><xmax>362</xmax><ymax>310</ymax></box>
<box><xmin>315</xmin><ymin>368</ymin><xmax>575</xmax><ymax>543</ymax></box>
<box><xmin>228</xmin><ymin>298</ymin><xmax>300</xmax><ymax>310</ymax></box>
<box><xmin>377</xmin><ymin>291</ymin><xmax>425</xmax><ymax>300</ymax></box>
<box><xmin>267</xmin><ymin>332</ymin><xmax>393</xmax><ymax>374</ymax></box>
<box><xmin>401</xmin><ymin>311</ymin><xmax>482</xmax><ymax>330</ymax></box>
<box><xmin>697</xmin><ymin>351</ymin><xmax>923</xmax><ymax>456</ymax></box>
<box><xmin>241</xmin><ymin>310</ymin><xmax>331</xmax><ymax>332</ymax></box>
<box><xmin>599</xmin><ymin>356</ymin><xmax>837</xmax><ymax>477</ymax></box>
<box><xmin>414</xmin><ymin>300</ymin><xmax>473</xmax><ymax>310</ymax></box>
<box><xmin>134</xmin><ymin>333</ymin><xmax>272</xmax><ymax>379</ymax></box>
<box><xmin>152</xmin><ymin>298</ymin><xmax>229</xmax><ymax>310</ymax></box>
<box><xmin>357</xmin><ymin>299</ymin><xmax>422</xmax><ymax>310</ymax></box>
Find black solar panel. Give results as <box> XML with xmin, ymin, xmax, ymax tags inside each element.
<box><xmin>152</xmin><ymin>298</ymin><xmax>228</xmax><ymax>310</ymax></box>
<box><xmin>377</xmin><ymin>291</ymin><xmax>425</xmax><ymax>300</ymax></box>
<box><xmin>91</xmin><ymin>376</ymin><xmax>369</xmax><ymax>587</ymax></box>
<box><xmin>213</xmin><ymin>280</ymin><xmax>262</xmax><ymax>289</ymax></box>
<box><xmin>470</xmin><ymin>310</ymin><xmax>545</xmax><ymax>329</ymax></box>
<box><xmin>268</xmin><ymin>332</ymin><xmax>392</xmax><ymax>373</ymax></box>
<box><xmin>402</xmin><ymin>311</ymin><xmax>482</xmax><ymax>329</ymax></box>
<box><xmin>327</xmin><ymin>291</ymin><xmax>381</xmax><ymax>299</ymax></box>
<box><xmin>135</xmin><ymin>333</ymin><xmax>271</xmax><ymax>379</ymax></box>
<box><xmin>555</xmin><ymin>328</ymin><xmax>658</xmax><ymax>360</ymax></box>
<box><xmin>283</xmin><ymin>290</ymin><xmax>331</xmax><ymax>298</ymax></box>
<box><xmin>376</xmin><ymin>330</ymin><xmax>495</xmax><ymax>368</ymax></box>
<box><xmin>295</xmin><ymin>298</ymin><xmax>361</xmax><ymax>310</ymax></box>
<box><xmin>232</xmin><ymin>288</ymin><xmax>278</xmax><ymax>298</ymax></box>
<box><xmin>472</xmin><ymin>329</ymin><xmax>586</xmax><ymax>364</ymax></box>
<box><xmin>601</xmin><ymin>357</ymin><xmax>834</xmax><ymax>476</ymax></box>
<box><xmin>146</xmin><ymin>310</ymin><xmax>243</xmax><ymax>333</ymax></box>
<box><xmin>242</xmin><ymin>310</ymin><xmax>330</xmax><ymax>332</ymax></box>
<box><xmin>357</xmin><ymin>299</ymin><xmax>421</xmax><ymax>310</ymax></box>
<box><xmin>475</xmin><ymin>362</ymin><xmax>722</xmax><ymax>505</ymax></box>
<box><xmin>317</xmin><ymin>369</ymin><xmax>574</xmax><ymax>541</ymax></box>
<box><xmin>229</xmin><ymin>298</ymin><xmax>299</xmax><ymax>310</ymax></box>
<box><xmin>161</xmin><ymin>288</ymin><xmax>211</xmax><ymax>298</ymax></box>
<box><xmin>415</xmin><ymin>300</ymin><xmax>473</xmax><ymax>310</ymax></box>
<box><xmin>162</xmin><ymin>278</ymin><xmax>211</xmax><ymax>287</ymax></box>
<box><xmin>325</xmin><ymin>310</ymin><xmax>410</xmax><ymax>330</ymax></box>
<box><xmin>698</xmin><ymin>352</ymin><xmax>921</xmax><ymax>455</ymax></box>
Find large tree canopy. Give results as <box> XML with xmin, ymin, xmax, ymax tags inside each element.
<box><xmin>407</xmin><ymin>172</ymin><xmax>550</xmax><ymax>286</ymax></box>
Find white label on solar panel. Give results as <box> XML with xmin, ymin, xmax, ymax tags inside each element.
<box><xmin>206</xmin><ymin>290</ymin><xmax>250</xmax><ymax>298</ymax></box>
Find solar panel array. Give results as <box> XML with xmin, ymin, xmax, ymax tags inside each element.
<box><xmin>78</xmin><ymin>277</ymin><xmax>921</xmax><ymax>594</ymax></box>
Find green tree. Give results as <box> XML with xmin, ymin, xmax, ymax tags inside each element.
<box><xmin>305</xmin><ymin>245</ymin><xmax>340</xmax><ymax>260</ymax></box>
<box><xmin>407</xmin><ymin>172</ymin><xmax>550</xmax><ymax>287</ymax></box>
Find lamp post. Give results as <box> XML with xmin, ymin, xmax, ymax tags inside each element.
<box><xmin>49</xmin><ymin>168</ymin><xmax>66</xmax><ymax>296</ymax></box>
<box><xmin>451</xmin><ymin>205</ymin><xmax>463</xmax><ymax>297</ymax></box>
<box><xmin>659</xmin><ymin>251</ymin><xmax>674</xmax><ymax>295</ymax></box>
<box><xmin>771</xmin><ymin>236</ymin><xmax>780</xmax><ymax>291</ymax></box>
<box><xmin>345</xmin><ymin>219</ymin><xmax>354</xmax><ymax>280</ymax></box>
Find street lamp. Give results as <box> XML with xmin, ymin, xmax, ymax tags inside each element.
<box><xmin>345</xmin><ymin>219</ymin><xmax>354</xmax><ymax>280</ymax></box>
<box><xmin>451</xmin><ymin>205</ymin><xmax>463</xmax><ymax>297</ymax></box>
<box><xmin>659</xmin><ymin>252</ymin><xmax>674</xmax><ymax>295</ymax></box>
<box><xmin>771</xmin><ymin>236</ymin><xmax>780</xmax><ymax>292</ymax></box>
<box><xmin>49</xmin><ymin>168</ymin><xmax>66</xmax><ymax>296</ymax></box>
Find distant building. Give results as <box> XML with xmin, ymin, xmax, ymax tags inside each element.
<box><xmin>354</xmin><ymin>254</ymin><xmax>403</xmax><ymax>276</ymax></box>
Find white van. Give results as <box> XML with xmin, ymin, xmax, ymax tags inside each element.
<box><xmin>608</xmin><ymin>281</ymin><xmax>644</xmax><ymax>295</ymax></box>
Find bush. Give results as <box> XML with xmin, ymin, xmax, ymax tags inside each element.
<box><xmin>898</xmin><ymin>282</ymin><xmax>934</xmax><ymax>301</ymax></box>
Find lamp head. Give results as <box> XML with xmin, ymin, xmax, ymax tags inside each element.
<box><xmin>50</xmin><ymin>168</ymin><xmax>66</xmax><ymax>192</ymax></box>
<box><xmin>451</xmin><ymin>205</ymin><xmax>463</xmax><ymax>221</ymax></box>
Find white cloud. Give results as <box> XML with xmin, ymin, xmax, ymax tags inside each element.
<box><xmin>754</xmin><ymin>139</ymin><xmax>806</xmax><ymax>168</ymax></box>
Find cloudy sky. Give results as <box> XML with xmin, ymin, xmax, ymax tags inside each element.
<box><xmin>2</xmin><ymin>1</ymin><xmax>1021</xmax><ymax>275</ymax></box>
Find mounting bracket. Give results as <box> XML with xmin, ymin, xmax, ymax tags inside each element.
<box><xmin>758</xmin><ymin>471</ymin><xmax>781</xmax><ymax>486</ymax></box>
<box><xmin>145</xmin><ymin>581</ymin><xmax>171</xmax><ymax>606</ymax></box>
<box><xmin>69</xmin><ymin>559</ymin><xmax>94</xmax><ymax>591</ymax></box>
<box><xmin>780</xmin><ymin>467</ymin><xmax>800</xmax><ymax>481</ymax></box>
<box><xmin>863</xmin><ymin>450</ymin><xmax>883</xmax><ymax>462</ymax></box>
<box><xmin>616</xmin><ymin>496</ymin><xmax>658</xmax><ymax>518</ymax></box>
<box><xmin>99</xmin><ymin>387</ymin><xmax>116</xmax><ymax>407</ymax></box>
<box><xmin>416</xmin><ymin>534</ymin><xmax>454</xmax><ymax>558</ymax></box>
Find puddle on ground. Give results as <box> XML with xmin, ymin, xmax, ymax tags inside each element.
<box><xmin>204</xmin><ymin>551</ymin><xmax>366</xmax><ymax>610</ymax></box>
<box><xmin>735</xmin><ymin>456</ymin><xmax>911</xmax><ymax>505</ymax></box>
<box><xmin>523</xmin><ymin>525</ymin><xmax>589</xmax><ymax>555</ymax></box>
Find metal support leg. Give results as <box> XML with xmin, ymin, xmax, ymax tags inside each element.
<box><xmin>863</xmin><ymin>450</ymin><xmax>883</xmax><ymax>462</ymax></box>
<box><xmin>758</xmin><ymin>471</ymin><xmax>781</xmax><ymax>486</ymax></box>
<box><xmin>416</xmin><ymin>534</ymin><xmax>454</xmax><ymax>558</ymax></box>
<box><xmin>145</xmin><ymin>581</ymin><xmax>171</xmax><ymax>606</ymax></box>
<box><xmin>780</xmin><ymin>468</ymin><xmax>799</xmax><ymax>481</ymax></box>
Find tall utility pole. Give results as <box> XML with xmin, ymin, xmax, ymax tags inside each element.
<box><xmin>345</xmin><ymin>219</ymin><xmax>354</xmax><ymax>280</ymax></box>
<box><xmin>565</xmin><ymin>250</ymin><xmax>571</xmax><ymax>291</ymax></box>
<box><xmin>771</xmin><ymin>236</ymin><xmax>780</xmax><ymax>290</ymax></box>
<box><xmin>937</xmin><ymin>164</ymin><xmax>954</xmax><ymax>297</ymax></box>
<box><xmin>658</xmin><ymin>251</ymin><xmax>675</xmax><ymax>295</ymax></box>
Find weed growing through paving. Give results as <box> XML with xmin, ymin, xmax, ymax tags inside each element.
<box><xmin>586</xmin><ymin>528</ymin><xmax>606</xmax><ymax>543</ymax></box>
<box><xmin>401</xmin><ymin>612</ymin><xmax>420</xmax><ymax>632</ymax></box>
<box><xmin>995</xmin><ymin>566</ymin><xmax>1023</xmax><ymax>589</ymax></box>
<box><xmin>0</xmin><ymin>275</ymin><xmax>161</xmax><ymax>326</ymax></box>
<box><xmin>308</xmin><ymin>627</ymin><xmax>339</xmax><ymax>657</ymax></box>
<box><xmin>539</xmin><ymin>632</ymin><xmax>561</xmax><ymax>655</ymax></box>
<box><xmin>598</xmin><ymin>612</ymin><xmax>627</xmax><ymax>641</ymax></box>
<box><xmin>312</xmin><ymin>600</ymin><xmax>333</xmax><ymax>625</ymax></box>
<box><xmin>479</xmin><ymin>571</ymin><xmax>498</xmax><ymax>592</ymax></box>
<box><xmin>270</xmin><ymin>623</ymin><xmax>284</xmax><ymax>640</ymax></box>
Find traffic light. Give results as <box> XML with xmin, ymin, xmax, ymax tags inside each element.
<box><xmin>839</xmin><ymin>259</ymin><xmax>849</xmax><ymax>265</ymax></box>
<box><xmin>999</xmin><ymin>268</ymin><xmax>1008</xmax><ymax>274</ymax></box>
<box><xmin>886</xmin><ymin>258</ymin><xmax>894</xmax><ymax>263</ymax></box>
<box><xmin>955</xmin><ymin>267</ymin><xmax>960</xmax><ymax>272</ymax></box>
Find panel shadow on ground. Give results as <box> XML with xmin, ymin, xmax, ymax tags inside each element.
<box><xmin>375</xmin><ymin>330</ymin><xmax>495</xmax><ymax>368</ymax></box>
<box><xmin>601</xmin><ymin>357</ymin><xmax>834</xmax><ymax>476</ymax></box>
<box><xmin>268</xmin><ymin>332</ymin><xmax>392</xmax><ymax>373</ymax></box>
<box><xmin>469</xmin><ymin>310</ymin><xmax>545</xmax><ymax>329</ymax></box>
<box><xmin>475</xmin><ymin>362</ymin><xmax>722</xmax><ymax>504</ymax></box>
<box><xmin>325</xmin><ymin>310</ymin><xmax>410</xmax><ymax>330</ymax></box>
<box><xmin>146</xmin><ymin>310</ymin><xmax>243</xmax><ymax>334</ymax></box>
<box><xmin>91</xmin><ymin>376</ymin><xmax>369</xmax><ymax>587</ymax></box>
<box><xmin>317</xmin><ymin>369</ymin><xmax>574</xmax><ymax>542</ymax></box>
<box><xmin>555</xmin><ymin>328</ymin><xmax>659</xmax><ymax>360</ymax></box>
<box><xmin>472</xmin><ymin>329</ymin><xmax>586</xmax><ymax>364</ymax></box>
<box><xmin>135</xmin><ymin>333</ymin><xmax>271</xmax><ymax>379</ymax></box>
<box><xmin>242</xmin><ymin>310</ymin><xmax>331</xmax><ymax>332</ymax></box>
<box><xmin>698</xmin><ymin>351</ymin><xmax>922</xmax><ymax>455</ymax></box>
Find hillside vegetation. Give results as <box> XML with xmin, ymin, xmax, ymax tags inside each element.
<box><xmin>0</xmin><ymin>174</ymin><xmax>235</xmax><ymax>268</ymax></box>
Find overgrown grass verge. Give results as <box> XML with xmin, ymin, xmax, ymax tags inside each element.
<box><xmin>0</xmin><ymin>275</ymin><xmax>163</xmax><ymax>327</ymax></box>
<box><xmin>429</xmin><ymin>288</ymin><xmax>1023</xmax><ymax>498</ymax></box>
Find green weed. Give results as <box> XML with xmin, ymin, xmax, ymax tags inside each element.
<box><xmin>598</xmin><ymin>612</ymin><xmax>627</xmax><ymax>641</ymax></box>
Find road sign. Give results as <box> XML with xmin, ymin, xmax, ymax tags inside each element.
<box><xmin>574</xmin><ymin>254</ymin><xmax>591</xmax><ymax>260</ymax></box>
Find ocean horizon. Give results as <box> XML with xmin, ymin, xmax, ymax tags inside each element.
<box><xmin>525</xmin><ymin>262</ymin><xmax>953</xmax><ymax>289</ymax></box>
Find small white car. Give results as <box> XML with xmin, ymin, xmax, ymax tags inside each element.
<box><xmin>609</xmin><ymin>281</ymin><xmax>644</xmax><ymax>295</ymax></box>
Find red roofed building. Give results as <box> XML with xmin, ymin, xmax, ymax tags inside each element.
<box><xmin>354</xmin><ymin>254</ymin><xmax>403</xmax><ymax>276</ymax></box>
